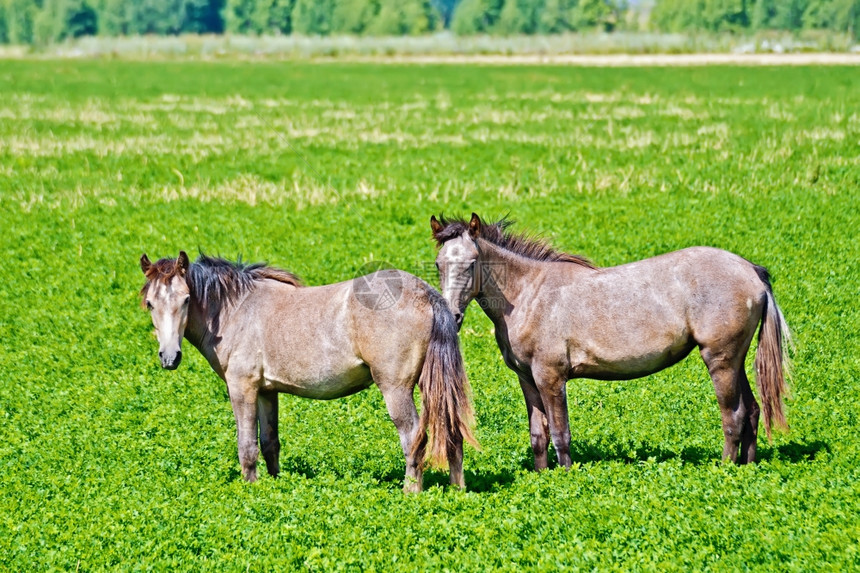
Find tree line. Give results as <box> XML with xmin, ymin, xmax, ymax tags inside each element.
<box><xmin>0</xmin><ymin>0</ymin><xmax>856</xmax><ymax>45</ymax></box>
<box><xmin>651</xmin><ymin>0</ymin><xmax>858</xmax><ymax>34</ymax></box>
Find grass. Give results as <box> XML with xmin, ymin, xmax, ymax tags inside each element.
<box><xmin>0</xmin><ymin>60</ymin><xmax>859</xmax><ymax>570</ymax></box>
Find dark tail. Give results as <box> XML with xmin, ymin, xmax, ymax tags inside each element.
<box><xmin>754</xmin><ymin>266</ymin><xmax>793</xmax><ymax>440</ymax></box>
<box><xmin>412</xmin><ymin>288</ymin><xmax>479</xmax><ymax>468</ymax></box>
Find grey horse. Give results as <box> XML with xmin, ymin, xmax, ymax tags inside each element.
<box><xmin>140</xmin><ymin>252</ymin><xmax>477</xmax><ymax>492</ymax></box>
<box><xmin>431</xmin><ymin>214</ymin><xmax>791</xmax><ymax>468</ymax></box>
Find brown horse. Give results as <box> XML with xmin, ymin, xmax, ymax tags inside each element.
<box><xmin>431</xmin><ymin>213</ymin><xmax>791</xmax><ymax>468</ymax></box>
<box><xmin>139</xmin><ymin>252</ymin><xmax>477</xmax><ymax>492</ymax></box>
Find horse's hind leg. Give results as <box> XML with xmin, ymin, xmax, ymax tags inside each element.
<box><xmin>738</xmin><ymin>370</ymin><xmax>760</xmax><ymax>463</ymax></box>
<box><xmin>257</xmin><ymin>390</ymin><xmax>280</xmax><ymax>477</ymax></box>
<box><xmin>700</xmin><ymin>347</ymin><xmax>749</xmax><ymax>464</ymax></box>
<box><xmin>446</xmin><ymin>436</ymin><xmax>464</xmax><ymax>490</ymax></box>
<box><xmin>519</xmin><ymin>376</ymin><xmax>550</xmax><ymax>471</ymax></box>
<box><xmin>378</xmin><ymin>384</ymin><xmax>425</xmax><ymax>493</ymax></box>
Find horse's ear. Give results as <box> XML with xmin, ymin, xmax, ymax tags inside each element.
<box><xmin>140</xmin><ymin>254</ymin><xmax>152</xmax><ymax>275</ymax></box>
<box><xmin>177</xmin><ymin>251</ymin><xmax>190</xmax><ymax>274</ymax></box>
<box><xmin>469</xmin><ymin>213</ymin><xmax>482</xmax><ymax>239</ymax></box>
<box><xmin>430</xmin><ymin>215</ymin><xmax>443</xmax><ymax>237</ymax></box>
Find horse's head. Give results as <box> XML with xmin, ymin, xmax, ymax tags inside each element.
<box><xmin>139</xmin><ymin>251</ymin><xmax>191</xmax><ymax>370</ymax></box>
<box><xmin>430</xmin><ymin>213</ymin><xmax>483</xmax><ymax>328</ymax></box>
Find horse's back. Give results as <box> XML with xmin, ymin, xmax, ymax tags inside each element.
<box><xmin>593</xmin><ymin>246</ymin><xmax>764</xmax><ymax>301</ymax></box>
<box><xmin>245</xmin><ymin>270</ymin><xmax>438</xmax><ymax>394</ymax></box>
<box><xmin>597</xmin><ymin>245</ymin><xmax>767</xmax><ymax>328</ymax></box>
<box><xmin>526</xmin><ymin>246</ymin><xmax>768</xmax><ymax>379</ymax></box>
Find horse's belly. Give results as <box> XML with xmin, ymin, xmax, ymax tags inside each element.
<box><xmin>263</xmin><ymin>362</ymin><xmax>373</xmax><ymax>399</ymax></box>
<box><xmin>570</xmin><ymin>336</ymin><xmax>696</xmax><ymax>381</ymax></box>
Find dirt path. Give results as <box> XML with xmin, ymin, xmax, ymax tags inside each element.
<box><xmin>359</xmin><ymin>53</ymin><xmax>860</xmax><ymax>66</ymax></box>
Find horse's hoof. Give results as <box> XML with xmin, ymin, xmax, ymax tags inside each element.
<box><xmin>403</xmin><ymin>477</ymin><xmax>422</xmax><ymax>494</ymax></box>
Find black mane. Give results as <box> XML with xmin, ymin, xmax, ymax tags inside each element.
<box><xmin>187</xmin><ymin>254</ymin><xmax>302</xmax><ymax>318</ymax></box>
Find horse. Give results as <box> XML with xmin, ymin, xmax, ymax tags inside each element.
<box><xmin>430</xmin><ymin>213</ymin><xmax>791</xmax><ymax>468</ymax></box>
<box><xmin>139</xmin><ymin>251</ymin><xmax>477</xmax><ymax>492</ymax></box>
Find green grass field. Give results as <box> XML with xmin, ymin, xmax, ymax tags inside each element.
<box><xmin>1</xmin><ymin>60</ymin><xmax>858</xmax><ymax>570</ymax></box>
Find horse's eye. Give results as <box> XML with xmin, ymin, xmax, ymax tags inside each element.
<box><xmin>435</xmin><ymin>261</ymin><xmax>440</xmax><ymax>270</ymax></box>
<box><xmin>146</xmin><ymin>300</ymin><xmax>153</xmax><ymax>311</ymax></box>
<box><xmin>183</xmin><ymin>296</ymin><xmax>190</xmax><ymax>306</ymax></box>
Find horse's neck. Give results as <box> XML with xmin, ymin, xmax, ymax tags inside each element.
<box><xmin>475</xmin><ymin>239</ymin><xmax>537</xmax><ymax>325</ymax></box>
<box><xmin>183</xmin><ymin>299</ymin><xmax>224</xmax><ymax>369</ymax></box>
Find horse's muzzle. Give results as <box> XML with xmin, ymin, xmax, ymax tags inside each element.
<box><xmin>159</xmin><ymin>350</ymin><xmax>182</xmax><ymax>370</ymax></box>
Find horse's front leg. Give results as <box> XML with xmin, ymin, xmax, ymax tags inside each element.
<box><xmin>257</xmin><ymin>390</ymin><xmax>280</xmax><ymax>477</ymax></box>
<box><xmin>532</xmin><ymin>366</ymin><xmax>572</xmax><ymax>468</ymax></box>
<box><xmin>227</xmin><ymin>375</ymin><xmax>260</xmax><ymax>482</ymax></box>
<box><xmin>519</xmin><ymin>376</ymin><xmax>550</xmax><ymax>471</ymax></box>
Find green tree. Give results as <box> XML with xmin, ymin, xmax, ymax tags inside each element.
<box><xmin>68</xmin><ymin>0</ymin><xmax>97</xmax><ymax>35</ymax></box>
<box><xmin>291</xmin><ymin>0</ymin><xmax>333</xmax><ymax>34</ymax></box>
<box><xmin>771</xmin><ymin>0</ymin><xmax>808</xmax><ymax>29</ymax></box>
<box><xmin>32</xmin><ymin>0</ymin><xmax>98</xmax><ymax>42</ymax></box>
<box><xmin>4</xmin><ymin>0</ymin><xmax>36</xmax><ymax>43</ymax></box>
<box><xmin>248</xmin><ymin>0</ymin><xmax>293</xmax><ymax>33</ymax></box>
<box><xmin>450</xmin><ymin>0</ymin><xmax>503</xmax><ymax>33</ymax></box>
<box><xmin>538</xmin><ymin>0</ymin><xmax>576</xmax><ymax>32</ymax></box>
<box><xmin>570</xmin><ymin>0</ymin><xmax>613</xmax><ymax>30</ymax></box>
<box><xmin>803</xmin><ymin>0</ymin><xmax>833</xmax><ymax>27</ymax></box>
<box><xmin>367</xmin><ymin>0</ymin><xmax>437</xmax><ymax>34</ymax></box>
<box><xmin>803</xmin><ymin>0</ymin><xmax>859</xmax><ymax>34</ymax></box>
<box><xmin>96</xmin><ymin>0</ymin><xmax>131</xmax><ymax>35</ymax></box>
<box><xmin>184</xmin><ymin>0</ymin><xmax>224</xmax><ymax>33</ymax></box>
<box><xmin>431</xmin><ymin>0</ymin><xmax>457</xmax><ymax>26</ymax></box>
<box><xmin>496</xmin><ymin>0</ymin><xmax>541</xmax><ymax>34</ymax></box>
<box><xmin>33</xmin><ymin>0</ymin><xmax>53</xmax><ymax>42</ymax></box>
<box><xmin>654</xmin><ymin>0</ymin><xmax>750</xmax><ymax>32</ymax></box>
<box><xmin>651</xmin><ymin>0</ymin><xmax>755</xmax><ymax>32</ymax></box>
<box><xmin>701</xmin><ymin>0</ymin><xmax>748</xmax><ymax>30</ymax></box>
<box><xmin>123</xmin><ymin>0</ymin><xmax>187</xmax><ymax>34</ymax></box>
<box><xmin>224</xmin><ymin>0</ymin><xmax>256</xmax><ymax>33</ymax></box>
<box><xmin>803</xmin><ymin>0</ymin><xmax>839</xmax><ymax>28</ymax></box>
<box><xmin>752</xmin><ymin>0</ymin><xmax>777</xmax><ymax>28</ymax></box>
<box><xmin>834</xmin><ymin>0</ymin><xmax>859</xmax><ymax>36</ymax></box>
<box><xmin>331</xmin><ymin>0</ymin><xmax>377</xmax><ymax>33</ymax></box>
<box><xmin>0</xmin><ymin>1</ymin><xmax>8</xmax><ymax>42</ymax></box>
